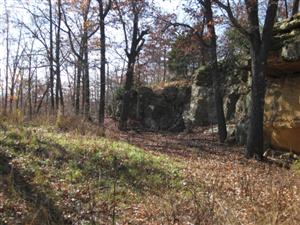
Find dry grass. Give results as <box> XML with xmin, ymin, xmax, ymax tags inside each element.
<box><xmin>55</xmin><ymin>113</ymin><xmax>105</xmax><ymax>136</ymax></box>
<box><xmin>110</xmin><ymin>125</ymin><xmax>300</xmax><ymax>225</ymax></box>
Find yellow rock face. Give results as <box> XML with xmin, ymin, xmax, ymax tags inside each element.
<box><xmin>264</xmin><ymin>76</ymin><xmax>300</xmax><ymax>153</ymax></box>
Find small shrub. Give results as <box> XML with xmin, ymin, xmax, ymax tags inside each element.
<box><xmin>115</xmin><ymin>86</ymin><xmax>125</xmax><ymax>100</ymax></box>
<box><xmin>55</xmin><ymin>113</ymin><xmax>104</xmax><ymax>136</ymax></box>
<box><xmin>55</xmin><ymin>112</ymin><xmax>82</xmax><ymax>132</ymax></box>
<box><xmin>30</xmin><ymin>115</ymin><xmax>54</xmax><ymax>127</ymax></box>
<box><xmin>1</xmin><ymin>109</ymin><xmax>24</xmax><ymax>125</ymax></box>
<box><xmin>291</xmin><ymin>159</ymin><xmax>300</xmax><ymax>175</ymax></box>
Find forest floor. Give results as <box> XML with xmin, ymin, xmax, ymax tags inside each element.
<box><xmin>0</xmin><ymin>118</ymin><xmax>300</xmax><ymax>225</ymax></box>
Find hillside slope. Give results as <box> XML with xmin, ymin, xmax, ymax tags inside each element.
<box><xmin>0</xmin><ymin>121</ymin><xmax>299</xmax><ymax>224</ymax></box>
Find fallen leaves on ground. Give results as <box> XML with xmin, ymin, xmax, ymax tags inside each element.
<box><xmin>0</xmin><ymin>120</ymin><xmax>299</xmax><ymax>225</ymax></box>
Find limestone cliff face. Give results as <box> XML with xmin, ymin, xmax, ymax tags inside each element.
<box><xmin>264</xmin><ymin>13</ymin><xmax>300</xmax><ymax>153</ymax></box>
<box><xmin>183</xmin><ymin>13</ymin><xmax>300</xmax><ymax>153</ymax></box>
<box><xmin>271</xmin><ymin>13</ymin><xmax>300</xmax><ymax>62</ymax></box>
<box><xmin>265</xmin><ymin>76</ymin><xmax>300</xmax><ymax>153</ymax></box>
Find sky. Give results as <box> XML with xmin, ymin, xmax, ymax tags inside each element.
<box><xmin>0</xmin><ymin>0</ymin><xmax>184</xmax><ymax>87</ymax></box>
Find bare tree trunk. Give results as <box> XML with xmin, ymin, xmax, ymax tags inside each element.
<box><xmin>75</xmin><ymin>60</ymin><xmax>81</xmax><ymax>115</ymax></box>
<box><xmin>0</xmin><ymin>70</ymin><xmax>4</xmax><ymax>110</ymax></box>
<box><xmin>83</xmin><ymin>46</ymin><xmax>90</xmax><ymax>119</ymax></box>
<box><xmin>119</xmin><ymin>60</ymin><xmax>135</xmax><ymax>130</ymax></box>
<box><xmin>28</xmin><ymin>55</ymin><xmax>32</xmax><ymax>120</ymax></box>
<box><xmin>10</xmin><ymin>28</ymin><xmax>24</xmax><ymax>113</ymax></box>
<box><xmin>73</xmin><ymin>65</ymin><xmax>76</xmax><ymax>110</ymax></box>
<box><xmin>49</xmin><ymin>0</ymin><xmax>55</xmax><ymax>113</ymax></box>
<box><xmin>203</xmin><ymin>0</ymin><xmax>227</xmax><ymax>142</ymax></box>
<box><xmin>62</xmin><ymin>0</ymin><xmax>96</xmax><ymax>116</ymax></box>
<box><xmin>216</xmin><ymin>0</ymin><xmax>279</xmax><ymax>159</ymax></box>
<box><xmin>247</xmin><ymin>53</ymin><xmax>266</xmax><ymax>158</ymax></box>
<box><xmin>163</xmin><ymin>48</ymin><xmax>167</xmax><ymax>81</ymax></box>
<box><xmin>20</xmin><ymin>70</ymin><xmax>23</xmax><ymax>110</ymax></box>
<box><xmin>98</xmin><ymin>0</ymin><xmax>111</xmax><ymax>128</ymax></box>
<box><xmin>245</xmin><ymin>0</ymin><xmax>279</xmax><ymax>159</ymax></box>
<box><xmin>9</xmin><ymin>79</ymin><xmax>15</xmax><ymax>113</ymax></box>
<box><xmin>34</xmin><ymin>69</ymin><xmax>38</xmax><ymax>113</ymax></box>
<box><xmin>4</xmin><ymin>0</ymin><xmax>9</xmax><ymax>115</ymax></box>
<box><xmin>36</xmin><ymin>84</ymin><xmax>49</xmax><ymax>114</ymax></box>
<box><xmin>117</xmin><ymin>1</ymin><xmax>148</xmax><ymax>130</ymax></box>
<box><xmin>284</xmin><ymin>0</ymin><xmax>289</xmax><ymax>18</ymax></box>
<box><xmin>55</xmin><ymin>0</ymin><xmax>64</xmax><ymax>113</ymax></box>
<box><xmin>46</xmin><ymin>72</ymin><xmax>49</xmax><ymax>115</ymax></box>
<box><xmin>99</xmin><ymin>26</ymin><xmax>106</xmax><ymax>127</ymax></box>
<box><xmin>17</xmin><ymin>70</ymin><xmax>23</xmax><ymax>110</ymax></box>
<box><xmin>292</xmin><ymin>0</ymin><xmax>299</xmax><ymax>15</ymax></box>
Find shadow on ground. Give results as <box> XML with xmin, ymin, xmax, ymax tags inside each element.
<box><xmin>0</xmin><ymin>151</ymin><xmax>72</xmax><ymax>225</ymax></box>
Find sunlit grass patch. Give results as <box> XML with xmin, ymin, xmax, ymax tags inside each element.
<box><xmin>0</xmin><ymin>124</ymin><xmax>186</xmax><ymax>223</ymax></box>
<box><xmin>292</xmin><ymin>159</ymin><xmax>300</xmax><ymax>175</ymax></box>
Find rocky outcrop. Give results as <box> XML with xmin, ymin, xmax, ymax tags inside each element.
<box><xmin>113</xmin><ymin>15</ymin><xmax>300</xmax><ymax>153</ymax></box>
<box><xmin>228</xmin><ymin>78</ymin><xmax>251</xmax><ymax>145</ymax></box>
<box><xmin>183</xmin><ymin>62</ymin><xmax>252</xmax><ymax>144</ymax></box>
<box><xmin>264</xmin><ymin>13</ymin><xmax>300</xmax><ymax>153</ymax></box>
<box><xmin>116</xmin><ymin>81</ymin><xmax>191</xmax><ymax>132</ymax></box>
<box><xmin>224</xmin><ymin>14</ymin><xmax>300</xmax><ymax>151</ymax></box>
<box><xmin>264</xmin><ymin>76</ymin><xmax>300</xmax><ymax>153</ymax></box>
<box><xmin>271</xmin><ymin>13</ymin><xmax>300</xmax><ymax>60</ymax></box>
<box><xmin>183</xmin><ymin>66</ymin><xmax>216</xmax><ymax>128</ymax></box>
<box><xmin>224</xmin><ymin>14</ymin><xmax>300</xmax><ymax>152</ymax></box>
<box><xmin>268</xmin><ymin>13</ymin><xmax>300</xmax><ymax>74</ymax></box>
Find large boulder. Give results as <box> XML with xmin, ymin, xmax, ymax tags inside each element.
<box><xmin>117</xmin><ymin>82</ymin><xmax>191</xmax><ymax>132</ymax></box>
<box><xmin>183</xmin><ymin>66</ymin><xmax>217</xmax><ymax>128</ymax></box>
<box><xmin>142</xmin><ymin>84</ymin><xmax>191</xmax><ymax>132</ymax></box>
<box><xmin>234</xmin><ymin>91</ymin><xmax>251</xmax><ymax>145</ymax></box>
<box><xmin>183</xmin><ymin>84</ymin><xmax>216</xmax><ymax>127</ymax></box>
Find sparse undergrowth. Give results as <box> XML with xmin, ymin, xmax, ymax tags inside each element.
<box><xmin>292</xmin><ymin>159</ymin><xmax>300</xmax><ymax>175</ymax></box>
<box><xmin>0</xmin><ymin>120</ymin><xmax>299</xmax><ymax>225</ymax></box>
<box><xmin>0</xmin><ymin>122</ymin><xmax>185</xmax><ymax>224</ymax></box>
